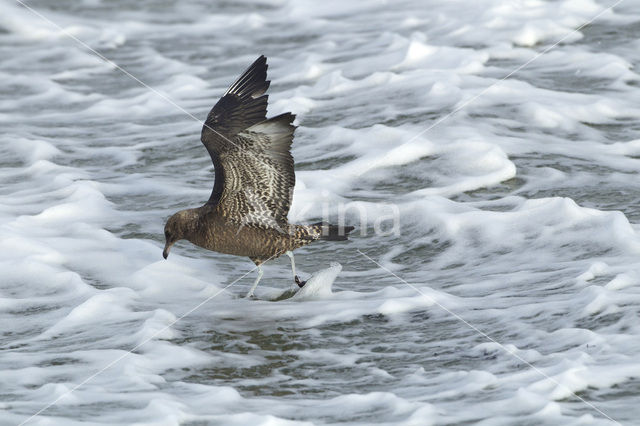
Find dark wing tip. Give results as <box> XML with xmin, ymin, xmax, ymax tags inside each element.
<box><xmin>270</xmin><ymin>112</ymin><xmax>296</xmax><ymax>126</ymax></box>
<box><xmin>202</xmin><ymin>55</ymin><xmax>272</xmax><ymax>139</ymax></box>
<box><xmin>225</xmin><ymin>55</ymin><xmax>270</xmax><ymax>99</ymax></box>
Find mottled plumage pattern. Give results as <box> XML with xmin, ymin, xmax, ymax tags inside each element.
<box><xmin>163</xmin><ymin>55</ymin><xmax>354</xmax><ymax>279</ymax></box>
<box><xmin>215</xmin><ymin>113</ymin><xmax>296</xmax><ymax>228</ymax></box>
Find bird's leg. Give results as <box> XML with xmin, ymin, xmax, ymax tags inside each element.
<box><xmin>286</xmin><ymin>251</ymin><xmax>306</xmax><ymax>288</ymax></box>
<box><xmin>246</xmin><ymin>265</ymin><xmax>263</xmax><ymax>298</ymax></box>
<box><xmin>285</xmin><ymin>251</ymin><xmax>297</xmax><ymax>280</ymax></box>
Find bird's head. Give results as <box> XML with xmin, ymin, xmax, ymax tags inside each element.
<box><xmin>163</xmin><ymin>210</ymin><xmax>195</xmax><ymax>259</ymax></box>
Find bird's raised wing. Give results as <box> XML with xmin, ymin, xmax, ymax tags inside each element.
<box><xmin>216</xmin><ymin>113</ymin><xmax>296</xmax><ymax>228</ymax></box>
<box><xmin>201</xmin><ymin>55</ymin><xmax>271</xmax><ymax>205</ymax></box>
<box><xmin>199</xmin><ymin>56</ymin><xmax>296</xmax><ymax>229</ymax></box>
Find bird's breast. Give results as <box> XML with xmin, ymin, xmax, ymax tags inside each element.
<box><xmin>190</xmin><ymin>219</ymin><xmax>290</xmax><ymax>259</ymax></box>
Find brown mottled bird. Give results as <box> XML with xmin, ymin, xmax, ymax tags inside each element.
<box><xmin>163</xmin><ymin>56</ymin><xmax>354</xmax><ymax>297</ymax></box>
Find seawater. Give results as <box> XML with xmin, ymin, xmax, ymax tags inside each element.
<box><xmin>1</xmin><ymin>0</ymin><xmax>640</xmax><ymax>425</ymax></box>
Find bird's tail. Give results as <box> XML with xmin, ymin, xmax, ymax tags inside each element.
<box><xmin>309</xmin><ymin>222</ymin><xmax>355</xmax><ymax>241</ymax></box>
<box><xmin>290</xmin><ymin>223</ymin><xmax>355</xmax><ymax>250</ymax></box>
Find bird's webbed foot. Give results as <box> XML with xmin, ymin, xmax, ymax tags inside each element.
<box><xmin>294</xmin><ymin>275</ymin><xmax>307</xmax><ymax>288</ymax></box>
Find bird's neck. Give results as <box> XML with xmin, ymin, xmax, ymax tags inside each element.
<box><xmin>177</xmin><ymin>208</ymin><xmax>201</xmax><ymax>240</ymax></box>
<box><xmin>183</xmin><ymin>206</ymin><xmax>215</xmax><ymax>246</ymax></box>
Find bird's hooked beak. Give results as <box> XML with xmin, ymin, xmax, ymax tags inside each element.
<box><xmin>163</xmin><ymin>242</ymin><xmax>172</xmax><ymax>259</ymax></box>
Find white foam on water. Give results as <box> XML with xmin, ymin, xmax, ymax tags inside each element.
<box><xmin>290</xmin><ymin>262</ymin><xmax>342</xmax><ymax>300</ymax></box>
<box><xmin>2</xmin><ymin>0</ymin><xmax>640</xmax><ymax>424</ymax></box>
